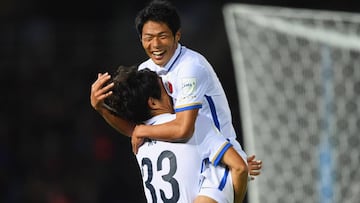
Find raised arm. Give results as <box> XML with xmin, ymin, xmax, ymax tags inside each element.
<box><xmin>90</xmin><ymin>72</ymin><xmax>135</xmax><ymax>137</ymax></box>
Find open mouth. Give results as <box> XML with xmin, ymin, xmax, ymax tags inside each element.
<box><xmin>152</xmin><ymin>50</ymin><xmax>165</xmax><ymax>59</ymax></box>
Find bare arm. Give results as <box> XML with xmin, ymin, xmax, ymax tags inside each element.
<box><xmin>133</xmin><ymin>109</ymin><xmax>198</xmax><ymax>140</ymax></box>
<box><xmin>131</xmin><ymin>109</ymin><xmax>198</xmax><ymax>154</ymax></box>
<box><xmin>98</xmin><ymin>107</ymin><xmax>135</xmax><ymax>137</ymax></box>
<box><xmin>221</xmin><ymin>147</ymin><xmax>248</xmax><ymax>203</ymax></box>
<box><xmin>90</xmin><ymin>72</ymin><xmax>135</xmax><ymax>136</ymax></box>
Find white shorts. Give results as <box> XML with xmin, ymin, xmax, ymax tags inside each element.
<box><xmin>198</xmin><ymin>162</ymin><xmax>234</xmax><ymax>203</ymax></box>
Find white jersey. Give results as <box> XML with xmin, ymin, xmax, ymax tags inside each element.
<box><xmin>138</xmin><ymin>44</ymin><xmax>247</xmax><ymax>160</ymax></box>
<box><xmin>136</xmin><ymin>113</ymin><xmax>232</xmax><ymax>203</ymax></box>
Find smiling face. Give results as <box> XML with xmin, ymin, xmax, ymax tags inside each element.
<box><xmin>141</xmin><ymin>21</ymin><xmax>180</xmax><ymax>67</ymax></box>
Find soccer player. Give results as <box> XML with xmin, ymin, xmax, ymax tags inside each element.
<box><xmin>90</xmin><ymin>0</ymin><xmax>262</xmax><ymax>201</ymax></box>
<box><xmin>104</xmin><ymin>65</ymin><xmax>246</xmax><ymax>203</ymax></box>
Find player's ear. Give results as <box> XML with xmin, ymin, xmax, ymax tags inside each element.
<box><xmin>148</xmin><ymin>97</ymin><xmax>158</xmax><ymax>109</ymax></box>
<box><xmin>175</xmin><ymin>30</ymin><xmax>181</xmax><ymax>42</ymax></box>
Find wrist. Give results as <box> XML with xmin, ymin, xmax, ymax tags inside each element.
<box><xmin>134</xmin><ymin>124</ymin><xmax>147</xmax><ymax>138</ymax></box>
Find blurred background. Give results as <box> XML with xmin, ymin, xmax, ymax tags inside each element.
<box><xmin>1</xmin><ymin>0</ymin><xmax>359</xmax><ymax>203</ymax></box>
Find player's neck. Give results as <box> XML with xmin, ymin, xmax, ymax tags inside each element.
<box><xmin>151</xmin><ymin>109</ymin><xmax>173</xmax><ymax>117</ymax></box>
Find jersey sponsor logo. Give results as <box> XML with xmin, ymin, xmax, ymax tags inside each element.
<box><xmin>181</xmin><ymin>78</ymin><xmax>196</xmax><ymax>96</ymax></box>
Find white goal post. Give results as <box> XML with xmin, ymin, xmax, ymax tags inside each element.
<box><xmin>223</xmin><ymin>3</ymin><xmax>360</xmax><ymax>203</ymax></box>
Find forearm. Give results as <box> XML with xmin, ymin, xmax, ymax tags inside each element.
<box><xmin>134</xmin><ymin>110</ymin><xmax>198</xmax><ymax>141</ymax></box>
<box><xmin>134</xmin><ymin>120</ymin><xmax>193</xmax><ymax>141</ymax></box>
<box><xmin>231</xmin><ymin>169</ymin><xmax>248</xmax><ymax>203</ymax></box>
<box><xmin>221</xmin><ymin>147</ymin><xmax>248</xmax><ymax>203</ymax></box>
<box><xmin>98</xmin><ymin>107</ymin><xmax>135</xmax><ymax>137</ymax></box>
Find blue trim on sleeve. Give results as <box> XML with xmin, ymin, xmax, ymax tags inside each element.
<box><xmin>205</xmin><ymin>95</ymin><xmax>220</xmax><ymax>131</ymax></box>
<box><xmin>218</xmin><ymin>167</ymin><xmax>229</xmax><ymax>191</ymax></box>
<box><xmin>213</xmin><ymin>142</ymin><xmax>232</xmax><ymax>166</ymax></box>
<box><xmin>175</xmin><ymin>104</ymin><xmax>202</xmax><ymax>112</ymax></box>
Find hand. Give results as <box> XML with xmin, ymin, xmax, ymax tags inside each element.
<box><xmin>131</xmin><ymin>125</ymin><xmax>145</xmax><ymax>154</ymax></box>
<box><xmin>247</xmin><ymin>154</ymin><xmax>262</xmax><ymax>180</ymax></box>
<box><xmin>90</xmin><ymin>72</ymin><xmax>114</xmax><ymax>111</ymax></box>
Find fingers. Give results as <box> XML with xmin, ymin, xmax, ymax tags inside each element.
<box><xmin>131</xmin><ymin>136</ymin><xmax>145</xmax><ymax>155</ymax></box>
<box><xmin>249</xmin><ymin>160</ymin><xmax>262</xmax><ymax>169</ymax></box>
<box><xmin>248</xmin><ymin>156</ymin><xmax>262</xmax><ymax>178</ymax></box>
<box><xmin>249</xmin><ymin>165</ymin><xmax>261</xmax><ymax>175</ymax></box>
<box><xmin>249</xmin><ymin>171</ymin><xmax>261</xmax><ymax>176</ymax></box>
<box><xmin>98</xmin><ymin>80</ymin><xmax>114</xmax><ymax>97</ymax></box>
<box><xmin>132</xmin><ymin>138</ymin><xmax>141</xmax><ymax>155</ymax></box>
<box><xmin>132</xmin><ymin>143</ymin><xmax>138</xmax><ymax>155</ymax></box>
<box><xmin>249</xmin><ymin>171</ymin><xmax>261</xmax><ymax>177</ymax></box>
<box><xmin>90</xmin><ymin>72</ymin><xmax>114</xmax><ymax>109</ymax></box>
<box><xmin>95</xmin><ymin>86</ymin><xmax>113</xmax><ymax>101</ymax></box>
<box><xmin>92</xmin><ymin>72</ymin><xmax>113</xmax><ymax>93</ymax></box>
<box><xmin>132</xmin><ymin>139</ymin><xmax>138</xmax><ymax>155</ymax></box>
<box><xmin>131</xmin><ymin>135</ymin><xmax>139</xmax><ymax>155</ymax></box>
<box><xmin>247</xmin><ymin>154</ymin><xmax>256</xmax><ymax>162</ymax></box>
<box><xmin>247</xmin><ymin>155</ymin><xmax>261</xmax><ymax>168</ymax></box>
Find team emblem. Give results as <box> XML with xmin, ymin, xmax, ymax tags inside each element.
<box><xmin>167</xmin><ymin>81</ymin><xmax>173</xmax><ymax>94</ymax></box>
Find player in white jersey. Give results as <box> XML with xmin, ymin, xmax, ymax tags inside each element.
<box><xmin>131</xmin><ymin>2</ymin><xmax>251</xmax><ymax>202</ymax></box>
<box><xmin>90</xmin><ymin>0</ymin><xmax>262</xmax><ymax>202</ymax></box>
<box><xmin>132</xmin><ymin>0</ymin><xmax>242</xmax><ymax>152</ymax></box>
<box><xmin>137</xmin><ymin>45</ymin><xmax>246</xmax><ymax>160</ymax></box>
<box><xmin>138</xmin><ymin>114</ymin><xmax>234</xmax><ymax>203</ymax></box>
<box><xmin>104</xmin><ymin>66</ymin><xmax>245</xmax><ymax>202</ymax></box>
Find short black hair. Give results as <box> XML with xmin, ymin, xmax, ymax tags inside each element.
<box><xmin>135</xmin><ymin>0</ymin><xmax>181</xmax><ymax>38</ymax></box>
<box><xmin>104</xmin><ymin>66</ymin><xmax>161</xmax><ymax>124</ymax></box>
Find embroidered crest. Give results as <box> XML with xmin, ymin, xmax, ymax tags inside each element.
<box><xmin>166</xmin><ymin>81</ymin><xmax>173</xmax><ymax>94</ymax></box>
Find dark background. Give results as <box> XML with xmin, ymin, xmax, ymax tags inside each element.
<box><xmin>1</xmin><ymin>0</ymin><xmax>359</xmax><ymax>202</ymax></box>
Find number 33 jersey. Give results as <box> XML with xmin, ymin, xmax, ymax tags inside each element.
<box><xmin>136</xmin><ymin>113</ymin><xmax>232</xmax><ymax>203</ymax></box>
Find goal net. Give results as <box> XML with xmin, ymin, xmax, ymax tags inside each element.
<box><xmin>223</xmin><ymin>4</ymin><xmax>360</xmax><ymax>203</ymax></box>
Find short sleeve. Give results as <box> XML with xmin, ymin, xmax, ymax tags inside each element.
<box><xmin>194</xmin><ymin>115</ymin><xmax>232</xmax><ymax>166</ymax></box>
<box><xmin>174</xmin><ymin>63</ymin><xmax>210</xmax><ymax>112</ymax></box>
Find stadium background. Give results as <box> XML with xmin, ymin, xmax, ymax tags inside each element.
<box><xmin>1</xmin><ymin>0</ymin><xmax>359</xmax><ymax>202</ymax></box>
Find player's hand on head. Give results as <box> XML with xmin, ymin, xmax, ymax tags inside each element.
<box><xmin>247</xmin><ymin>154</ymin><xmax>262</xmax><ymax>180</ymax></box>
<box><xmin>90</xmin><ymin>72</ymin><xmax>114</xmax><ymax>111</ymax></box>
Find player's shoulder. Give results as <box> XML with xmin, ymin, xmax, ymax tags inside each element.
<box><xmin>175</xmin><ymin>50</ymin><xmax>211</xmax><ymax>79</ymax></box>
<box><xmin>178</xmin><ymin>47</ymin><xmax>208</xmax><ymax>69</ymax></box>
<box><xmin>181</xmin><ymin>46</ymin><xmax>206</xmax><ymax>61</ymax></box>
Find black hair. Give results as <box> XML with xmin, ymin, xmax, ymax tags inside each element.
<box><xmin>135</xmin><ymin>0</ymin><xmax>181</xmax><ymax>38</ymax></box>
<box><xmin>104</xmin><ymin>66</ymin><xmax>161</xmax><ymax>124</ymax></box>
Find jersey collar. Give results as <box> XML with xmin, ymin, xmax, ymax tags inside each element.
<box><xmin>144</xmin><ymin>113</ymin><xmax>176</xmax><ymax>125</ymax></box>
<box><xmin>163</xmin><ymin>43</ymin><xmax>183</xmax><ymax>73</ymax></box>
